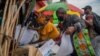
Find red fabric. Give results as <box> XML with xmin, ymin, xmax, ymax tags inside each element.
<box><xmin>42</xmin><ymin>11</ymin><xmax>54</xmax><ymax>16</ymax></box>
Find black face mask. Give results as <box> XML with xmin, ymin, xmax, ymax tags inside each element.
<box><xmin>58</xmin><ymin>16</ymin><xmax>64</xmax><ymax>21</ymax></box>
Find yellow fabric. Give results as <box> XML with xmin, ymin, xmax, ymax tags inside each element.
<box><xmin>40</xmin><ymin>21</ymin><xmax>60</xmax><ymax>41</ymax></box>
<box><xmin>37</xmin><ymin>5</ymin><xmax>48</xmax><ymax>13</ymax></box>
<box><xmin>67</xmin><ymin>10</ymin><xmax>80</xmax><ymax>17</ymax></box>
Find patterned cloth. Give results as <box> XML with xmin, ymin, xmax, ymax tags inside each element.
<box><xmin>73</xmin><ymin>29</ymin><xmax>95</xmax><ymax>56</ymax></box>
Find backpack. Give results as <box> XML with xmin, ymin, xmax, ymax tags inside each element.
<box><xmin>93</xmin><ymin>13</ymin><xmax>100</xmax><ymax>34</ymax></box>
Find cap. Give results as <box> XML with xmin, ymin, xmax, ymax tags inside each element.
<box><xmin>82</xmin><ymin>5</ymin><xmax>92</xmax><ymax>10</ymax></box>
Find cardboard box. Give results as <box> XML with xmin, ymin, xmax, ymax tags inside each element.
<box><xmin>28</xmin><ymin>46</ymin><xmax>42</xmax><ymax>56</ymax></box>
<box><xmin>20</xmin><ymin>45</ymin><xmax>42</xmax><ymax>56</ymax></box>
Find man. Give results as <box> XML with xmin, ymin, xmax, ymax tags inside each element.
<box><xmin>83</xmin><ymin>6</ymin><xmax>97</xmax><ymax>40</ymax></box>
<box><xmin>83</xmin><ymin>5</ymin><xmax>100</xmax><ymax>56</ymax></box>
<box><xmin>56</xmin><ymin>8</ymin><xmax>82</xmax><ymax>56</ymax></box>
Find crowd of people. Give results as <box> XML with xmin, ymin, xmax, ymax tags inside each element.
<box><xmin>18</xmin><ymin>5</ymin><xmax>100</xmax><ymax>56</ymax></box>
<box><xmin>1</xmin><ymin>0</ymin><xmax>99</xmax><ymax>56</ymax></box>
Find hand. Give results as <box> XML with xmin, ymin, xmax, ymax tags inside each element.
<box><xmin>85</xmin><ymin>19</ymin><xmax>93</xmax><ymax>26</ymax></box>
<box><xmin>65</xmin><ymin>26</ymin><xmax>75</xmax><ymax>34</ymax></box>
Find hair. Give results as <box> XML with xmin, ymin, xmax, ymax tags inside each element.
<box><xmin>56</xmin><ymin>7</ymin><xmax>66</xmax><ymax>15</ymax></box>
<box><xmin>83</xmin><ymin>5</ymin><xmax>92</xmax><ymax>10</ymax></box>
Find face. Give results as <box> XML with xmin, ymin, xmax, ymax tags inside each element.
<box><xmin>84</xmin><ymin>9</ymin><xmax>91</xmax><ymax>14</ymax></box>
<box><xmin>57</xmin><ymin>11</ymin><xmax>65</xmax><ymax>21</ymax></box>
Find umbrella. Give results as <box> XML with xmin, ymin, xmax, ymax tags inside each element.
<box><xmin>67</xmin><ymin>10</ymin><xmax>80</xmax><ymax>17</ymax></box>
<box><xmin>45</xmin><ymin>3</ymin><xmax>83</xmax><ymax>14</ymax></box>
<box><xmin>68</xmin><ymin>4</ymin><xmax>84</xmax><ymax>14</ymax></box>
<box><xmin>45</xmin><ymin>2</ymin><xmax>68</xmax><ymax>11</ymax></box>
<box><xmin>42</xmin><ymin>3</ymin><xmax>84</xmax><ymax>24</ymax></box>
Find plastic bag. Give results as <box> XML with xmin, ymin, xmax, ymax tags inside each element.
<box><xmin>56</xmin><ymin>33</ymin><xmax>73</xmax><ymax>56</ymax></box>
<box><xmin>15</xmin><ymin>25</ymin><xmax>39</xmax><ymax>45</ymax></box>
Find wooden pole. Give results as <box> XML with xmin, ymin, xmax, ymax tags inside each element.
<box><xmin>0</xmin><ymin>0</ymin><xmax>9</xmax><ymax>45</ymax></box>
<box><xmin>0</xmin><ymin>0</ymin><xmax>9</xmax><ymax>55</ymax></box>
<box><xmin>0</xmin><ymin>0</ymin><xmax>26</xmax><ymax>56</ymax></box>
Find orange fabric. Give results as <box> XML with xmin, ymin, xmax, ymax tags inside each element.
<box><xmin>78</xmin><ymin>32</ymin><xmax>83</xmax><ymax>40</ymax></box>
<box><xmin>37</xmin><ymin>15</ymin><xmax>46</xmax><ymax>24</ymax></box>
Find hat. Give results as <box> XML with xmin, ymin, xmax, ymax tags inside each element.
<box><xmin>82</xmin><ymin>5</ymin><xmax>92</xmax><ymax>10</ymax></box>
